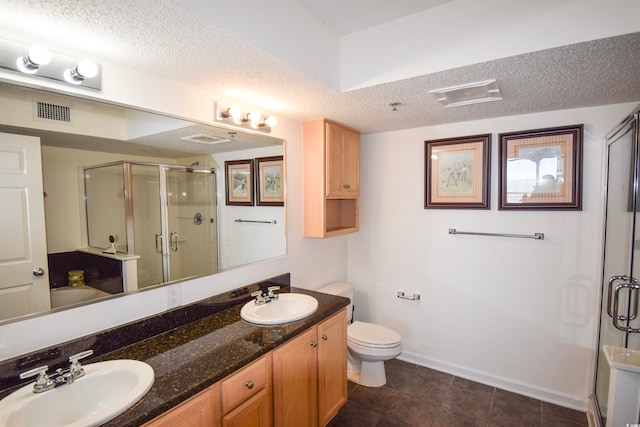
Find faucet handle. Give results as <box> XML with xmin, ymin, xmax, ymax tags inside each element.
<box><xmin>19</xmin><ymin>365</ymin><xmax>54</xmax><ymax>392</ymax></box>
<box><xmin>267</xmin><ymin>286</ymin><xmax>280</xmax><ymax>300</ymax></box>
<box><xmin>68</xmin><ymin>349</ymin><xmax>93</xmax><ymax>379</ymax></box>
<box><xmin>69</xmin><ymin>349</ymin><xmax>93</xmax><ymax>365</ymax></box>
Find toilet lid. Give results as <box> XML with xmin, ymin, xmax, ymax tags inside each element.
<box><xmin>347</xmin><ymin>321</ymin><xmax>401</xmax><ymax>349</ymax></box>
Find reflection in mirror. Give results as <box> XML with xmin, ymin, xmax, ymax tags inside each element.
<box><xmin>0</xmin><ymin>83</ymin><xmax>285</xmax><ymax>323</ymax></box>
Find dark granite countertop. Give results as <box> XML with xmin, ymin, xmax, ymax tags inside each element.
<box><xmin>0</xmin><ymin>274</ymin><xmax>349</xmax><ymax>427</ymax></box>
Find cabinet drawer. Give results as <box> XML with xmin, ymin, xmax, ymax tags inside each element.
<box><xmin>221</xmin><ymin>356</ymin><xmax>269</xmax><ymax>413</ymax></box>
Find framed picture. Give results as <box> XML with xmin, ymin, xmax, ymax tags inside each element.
<box><xmin>498</xmin><ymin>124</ymin><xmax>583</xmax><ymax>210</ymax></box>
<box><xmin>225</xmin><ymin>159</ymin><xmax>254</xmax><ymax>206</ymax></box>
<box><xmin>255</xmin><ymin>156</ymin><xmax>284</xmax><ymax>206</ymax></box>
<box><xmin>425</xmin><ymin>134</ymin><xmax>491</xmax><ymax>209</ymax></box>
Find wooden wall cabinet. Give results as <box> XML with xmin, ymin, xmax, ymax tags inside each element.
<box><xmin>303</xmin><ymin>119</ymin><xmax>360</xmax><ymax>238</ymax></box>
<box><xmin>272</xmin><ymin>309</ymin><xmax>347</xmax><ymax>427</ymax></box>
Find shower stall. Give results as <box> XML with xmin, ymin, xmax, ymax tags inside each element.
<box><xmin>592</xmin><ymin>105</ymin><xmax>640</xmax><ymax>426</ymax></box>
<box><xmin>83</xmin><ymin>161</ymin><xmax>219</xmax><ymax>289</ymax></box>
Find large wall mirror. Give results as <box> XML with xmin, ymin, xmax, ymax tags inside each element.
<box><xmin>0</xmin><ymin>82</ymin><xmax>286</xmax><ymax>324</ymax></box>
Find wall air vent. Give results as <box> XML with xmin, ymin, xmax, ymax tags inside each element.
<box><xmin>35</xmin><ymin>101</ymin><xmax>71</xmax><ymax>122</ymax></box>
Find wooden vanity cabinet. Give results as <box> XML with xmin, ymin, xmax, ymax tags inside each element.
<box><xmin>303</xmin><ymin>119</ymin><xmax>360</xmax><ymax>238</ymax></box>
<box><xmin>143</xmin><ymin>384</ymin><xmax>219</xmax><ymax>427</ymax></box>
<box><xmin>272</xmin><ymin>309</ymin><xmax>347</xmax><ymax>427</ymax></box>
<box><xmin>220</xmin><ymin>354</ymin><xmax>272</xmax><ymax>427</ymax></box>
<box><xmin>144</xmin><ymin>355</ymin><xmax>271</xmax><ymax>427</ymax></box>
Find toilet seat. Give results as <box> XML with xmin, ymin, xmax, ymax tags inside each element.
<box><xmin>347</xmin><ymin>321</ymin><xmax>401</xmax><ymax>349</ymax></box>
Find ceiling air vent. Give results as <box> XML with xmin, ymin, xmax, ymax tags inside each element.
<box><xmin>36</xmin><ymin>101</ymin><xmax>71</xmax><ymax>122</ymax></box>
<box><xmin>180</xmin><ymin>134</ymin><xmax>231</xmax><ymax>145</ymax></box>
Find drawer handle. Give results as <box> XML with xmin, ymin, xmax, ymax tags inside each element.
<box><xmin>311</xmin><ymin>341</ymin><xmax>318</xmax><ymax>347</ymax></box>
<box><xmin>245</xmin><ymin>381</ymin><xmax>254</xmax><ymax>389</ymax></box>
<box><xmin>322</xmin><ymin>334</ymin><xmax>328</xmax><ymax>341</ymax></box>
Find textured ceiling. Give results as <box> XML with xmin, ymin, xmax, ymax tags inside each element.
<box><xmin>0</xmin><ymin>0</ymin><xmax>638</xmax><ymax>135</ymax></box>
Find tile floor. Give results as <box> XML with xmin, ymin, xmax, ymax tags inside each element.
<box><xmin>327</xmin><ymin>359</ymin><xmax>589</xmax><ymax>427</ymax></box>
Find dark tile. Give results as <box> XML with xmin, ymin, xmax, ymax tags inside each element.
<box><xmin>385</xmin><ymin>391</ymin><xmax>440</xmax><ymax>426</ymax></box>
<box><xmin>414</xmin><ymin>366</ymin><xmax>455</xmax><ymax>387</ymax></box>
<box><xmin>541</xmin><ymin>402</ymin><xmax>588</xmax><ymax>426</ymax></box>
<box><xmin>348</xmin><ymin>384</ymin><xmax>400</xmax><ymax>413</ymax></box>
<box><xmin>490</xmin><ymin>389</ymin><xmax>542</xmax><ymax>426</ymax></box>
<box><xmin>386</xmin><ymin>364</ymin><xmax>453</xmax><ymax>402</ymax></box>
<box><xmin>431</xmin><ymin>409</ymin><xmax>487</xmax><ymax>427</ymax></box>
<box><xmin>375</xmin><ymin>415</ymin><xmax>414</xmax><ymax>427</ymax></box>
<box><xmin>327</xmin><ymin>400</ymin><xmax>383</xmax><ymax>427</ymax></box>
<box><xmin>542</xmin><ymin>416</ymin><xmax>589</xmax><ymax>427</ymax></box>
<box><xmin>441</xmin><ymin>386</ymin><xmax>492</xmax><ymax>421</ymax></box>
<box><xmin>386</xmin><ymin>358</ymin><xmax>418</xmax><ymax>373</ymax></box>
<box><xmin>451</xmin><ymin>376</ymin><xmax>495</xmax><ymax>400</ymax></box>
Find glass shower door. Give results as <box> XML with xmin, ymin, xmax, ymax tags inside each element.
<box><xmin>130</xmin><ymin>164</ymin><xmax>164</xmax><ymax>288</ymax></box>
<box><xmin>594</xmin><ymin>112</ymin><xmax>640</xmax><ymax>425</ymax></box>
<box><xmin>165</xmin><ymin>167</ymin><xmax>219</xmax><ymax>282</ymax></box>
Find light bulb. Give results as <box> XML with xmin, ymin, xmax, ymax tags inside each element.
<box><xmin>27</xmin><ymin>45</ymin><xmax>51</xmax><ymax>66</ymax></box>
<box><xmin>228</xmin><ymin>106</ymin><xmax>241</xmax><ymax>120</ymax></box>
<box><xmin>264</xmin><ymin>116</ymin><xmax>277</xmax><ymax>127</ymax></box>
<box><xmin>76</xmin><ymin>60</ymin><xmax>98</xmax><ymax>78</ymax></box>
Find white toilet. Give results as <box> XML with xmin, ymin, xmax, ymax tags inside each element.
<box><xmin>318</xmin><ymin>282</ymin><xmax>402</xmax><ymax>387</ymax></box>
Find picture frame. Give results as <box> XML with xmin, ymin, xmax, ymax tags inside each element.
<box><xmin>425</xmin><ymin>134</ymin><xmax>491</xmax><ymax>209</ymax></box>
<box><xmin>225</xmin><ymin>159</ymin><xmax>254</xmax><ymax>206</ymax></box>
<box><xmin>255</xmin><ymin>156</ymin><xmax>284</xmax><ymax>206</ymax></box>
<box><xmin>498</xmin><ymin>124</ymin><xmax>583</xmax><ymax>210</ymax></box>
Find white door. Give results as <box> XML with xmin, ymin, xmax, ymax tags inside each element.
<box><xmin>0</xmin><ymin>132</ymin><xmax>50</xmax><ymax>320</ymax></box>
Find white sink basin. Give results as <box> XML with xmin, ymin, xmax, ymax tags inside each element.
<box><xmin>50</xmin><ymin>286</ymin><xmax>110</xmax><ymax>308</ymax></box>
<box><xmin>241</xmin><ymin>293</ymin><xmax>318</xmax><ymax>325</ymax></box>
<box><xmin>0</xmin><ymin>360</ymin><xmax>154</xmax><ymax>427</ymax></box>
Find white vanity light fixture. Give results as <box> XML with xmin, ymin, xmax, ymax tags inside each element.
<box><xmin>0</xmin><ymin>38</ymin><xmax>101</xmax><ymax>90</ymax></box>
<box><xmin>429</xmin><ymin>79</ymin><xmax>502</xmax><ymax>108</ymax></box>
<box><xmin>215</xmin><ymin>101</ymin><xmax>277</xmax><ymax>133</ymax></box>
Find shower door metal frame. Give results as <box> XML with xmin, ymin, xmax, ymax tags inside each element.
<box><xmin>592</xmin><ymin>106</ymin><xmax>640</xmax><ymax>426</ymax></box>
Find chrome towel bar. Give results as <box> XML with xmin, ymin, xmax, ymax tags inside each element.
<box><xmin>235</xmin><ymin>218</ymin><xmax>277</xmax><ymax>224</ymax></box>
<box><xmin>449</xmin><ymin>228</ymin><xmax>544</xmax><ymax>240</ymax></box>
<box><xmin>397</xmin><ymin>292</ymin><xmax>420</xmax><ymax>301</ymax></box>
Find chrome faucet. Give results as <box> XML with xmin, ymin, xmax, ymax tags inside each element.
<box><xmin>251</xmin><ymin>286</ymin><xmax>280</xmax><ymax>305</ymax></box>
<box><xmin>19</xmin><ymin>349</ymin><xmax>93</xmax><ymax>393</ymax></box>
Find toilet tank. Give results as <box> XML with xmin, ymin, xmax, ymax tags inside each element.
<box><xmin>317</xmin><ymin>282</ymin><xmax>354</xmax><ymax>323</ymax></box>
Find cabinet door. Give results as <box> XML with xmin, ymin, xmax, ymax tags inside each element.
<box><xmin>143</xmin><ymin>386</ymin><xmax>217</xmax><ymax>427</ymax></box>
<box><xmin>273</xmin><ymin>327</ymin><xmax>318</xmax><ymax>427</ymax></box>
<box><xmin>222</xmin><ymin>389</ymin><xmax>270</xmax><ymax>427</ymax></box>
<box><xmin>318</xmin><ymin>310</ymin><xmax>348</xmax><ymax>426</ymax></box>
<box><xmin>326</xmin><ymin>123</ymin><xmax>360</xmax><ymax>197</ymax></box>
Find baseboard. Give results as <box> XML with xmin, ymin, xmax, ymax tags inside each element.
<box><xmin>398</xmin><ymin>350</ymin><xmax>588</xmax><ymax>412</ymax></box>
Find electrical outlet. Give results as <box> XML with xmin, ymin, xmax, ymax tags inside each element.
<box><xmin>167</xmin><ymin>285</ymin><xmax>181</xmax><ymax>309</ymax></box>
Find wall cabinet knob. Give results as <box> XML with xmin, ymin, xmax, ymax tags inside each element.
<box><xmin>343</xmin><ymin>184</ymin><xmax>350</xmax><ymax>189</ymax></box>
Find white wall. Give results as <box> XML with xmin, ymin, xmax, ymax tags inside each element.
<box><xmin>347</xmin><ymin>103</ymin><xmax>637</xmax><ymax>410</ymax></box>
<box><xmin>0</xmin><ymin>61</ymin><xmax>349</xmax><ymax>361</ymax></box>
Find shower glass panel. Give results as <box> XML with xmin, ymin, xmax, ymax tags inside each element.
<box><xmin>593</xmin><ymin>110</ymin><xmax>640</xmax><ymax>426</ymax></box>
<box><xmin>84</xmin><ymin>163</ymin><xmax>127</xmax><ymax>251</ymax></box>
<box><xmin>165</xmin><ymin>168</ymin><xmax>219</xmax><ymax>282</ymax></box>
